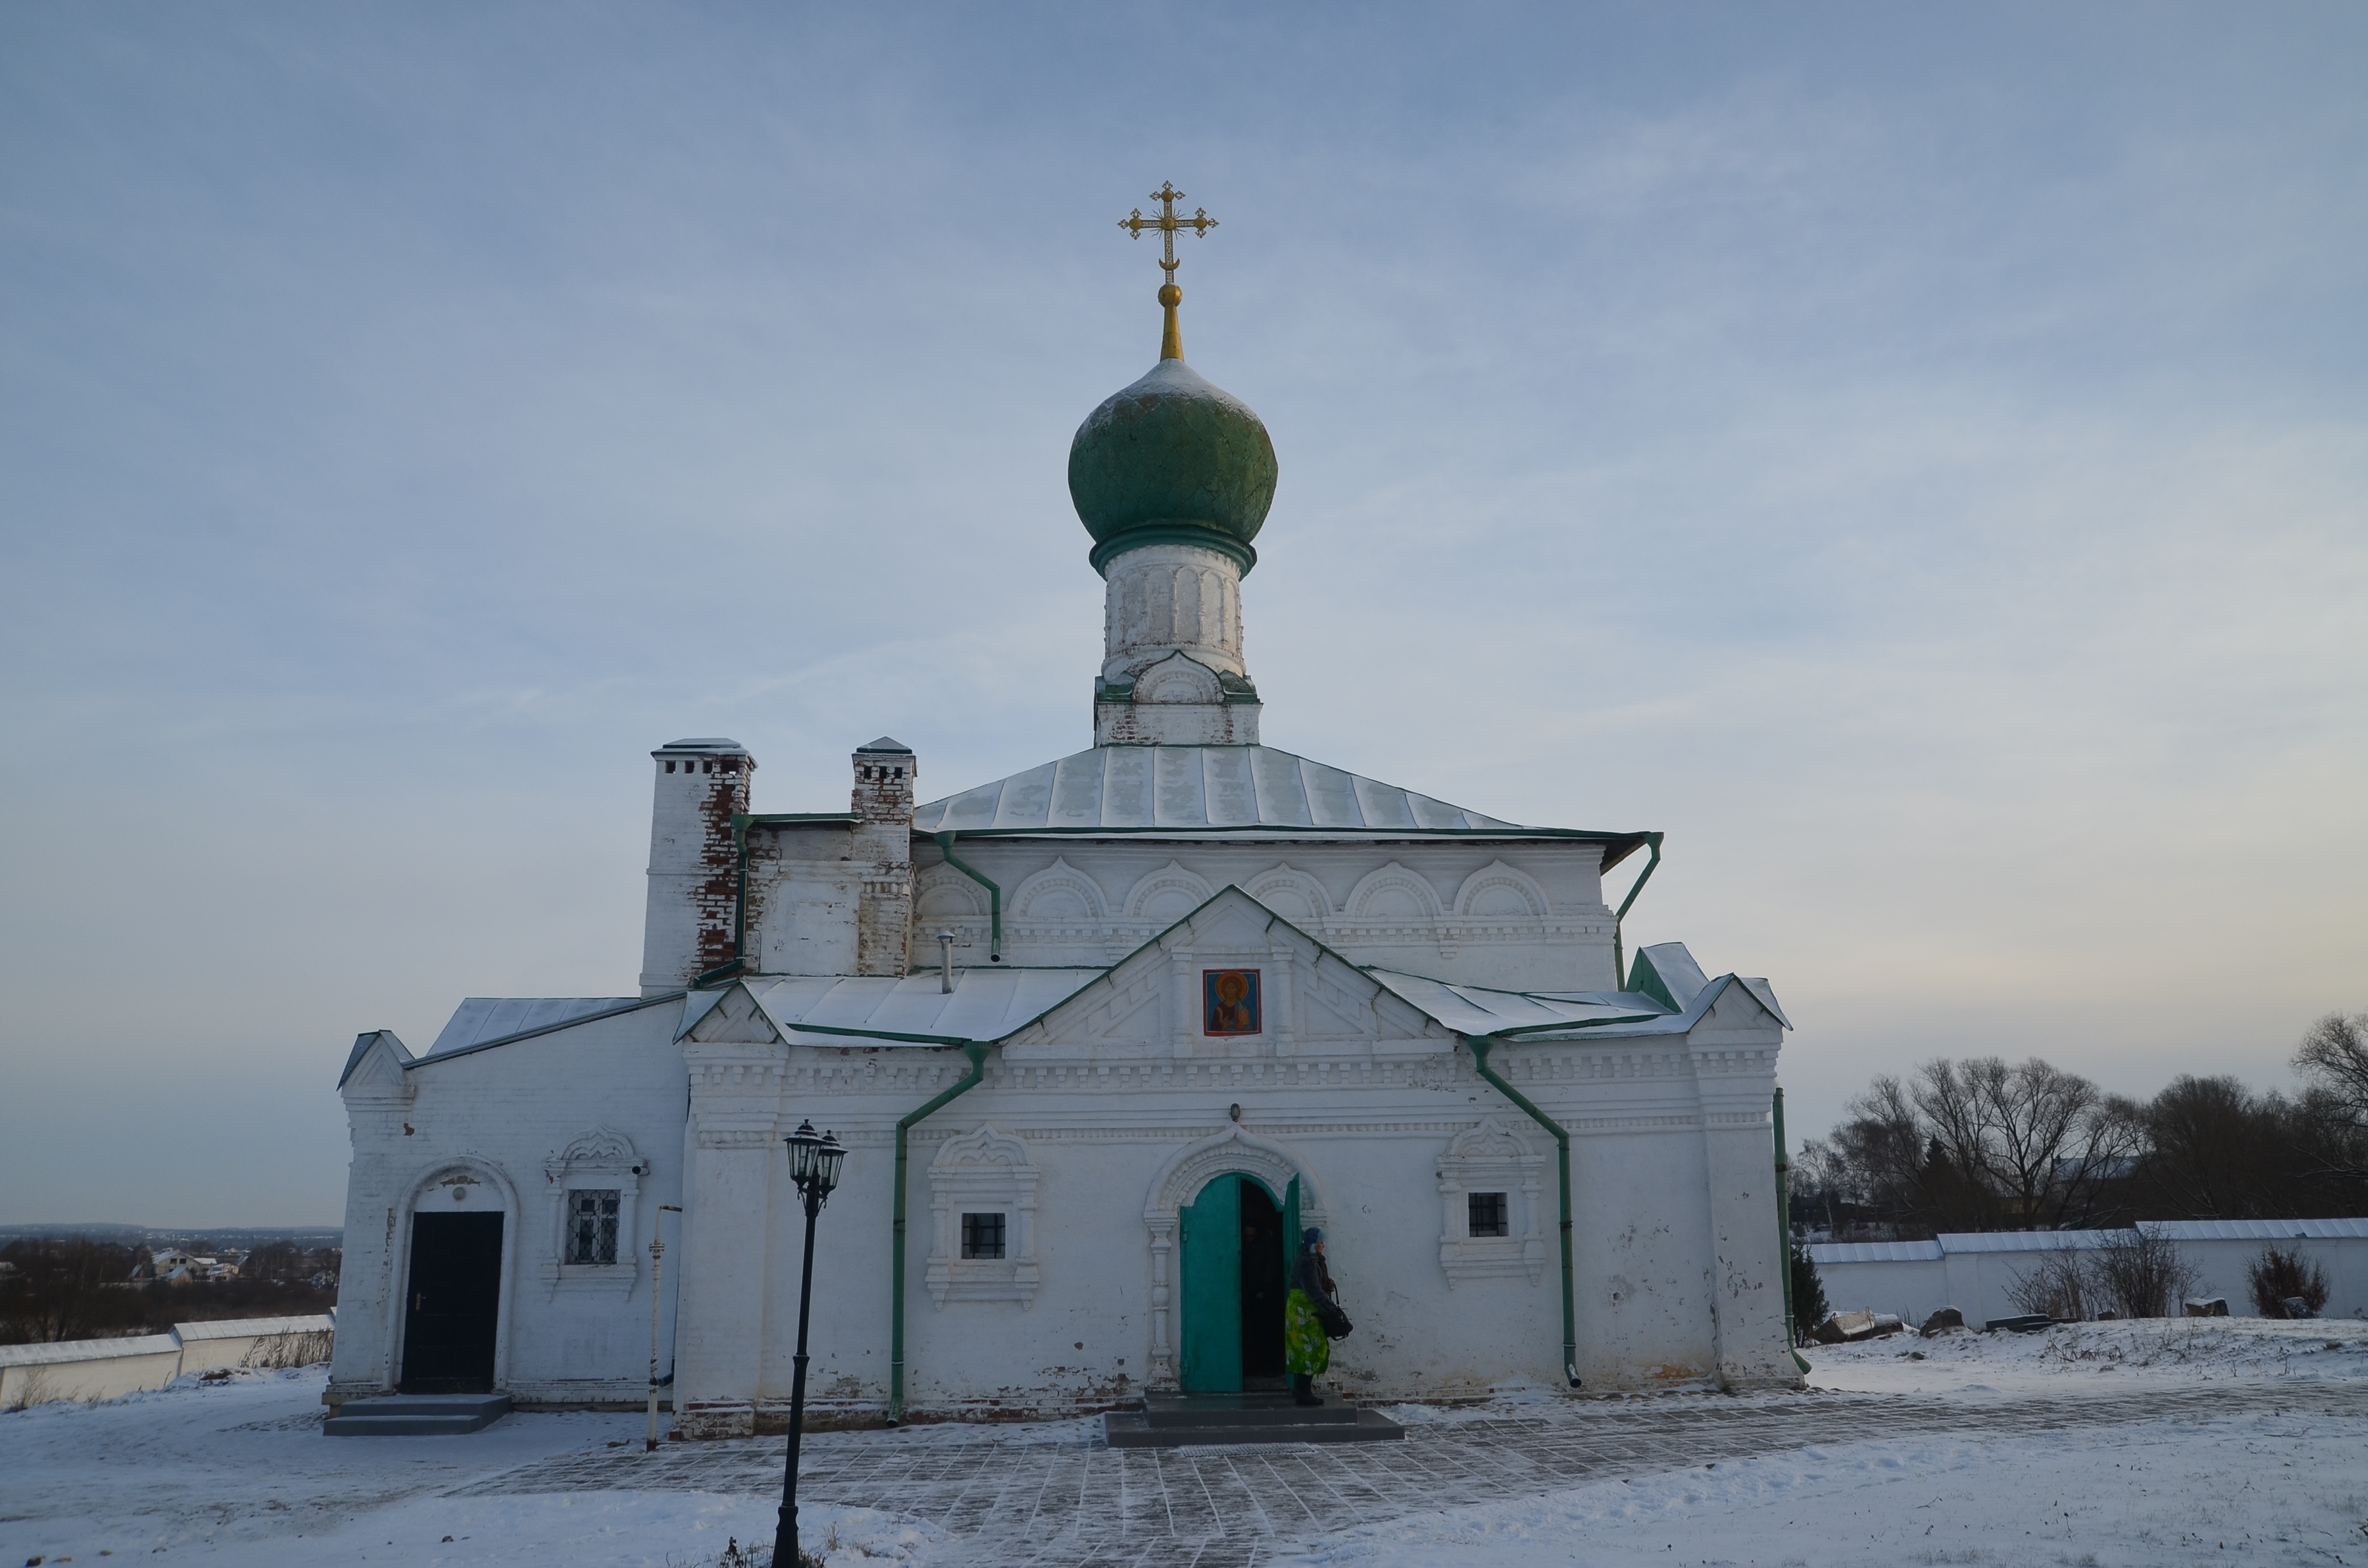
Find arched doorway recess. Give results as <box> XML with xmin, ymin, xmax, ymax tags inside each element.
<box><xmin>1141</xmin><ymin>1127</ymin><xmax>1328</xmax><ymax>1391</ymax></box>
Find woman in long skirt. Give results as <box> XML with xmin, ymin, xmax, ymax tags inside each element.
<box><xmin>1285</xmin><ymin>1227</ymin><xmax>1339</xmax><ymax>1406</ymax></box>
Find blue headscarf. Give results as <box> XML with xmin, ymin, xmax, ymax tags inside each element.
<box><xmin>1301</xmin><ymin>1227</ymin><xmax>1324</xmax><ymax>1250</ymax></box>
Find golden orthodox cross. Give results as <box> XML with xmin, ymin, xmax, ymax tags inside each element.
<box><xmin>1118</xmin><ymin>183</ymin><xmax>1217</xmax><ymax>360</ymax></box>
<box><xmin>1119</xmin><ymin>181</ymin><xmax>1218</xmax><ymax>286</ymax></box>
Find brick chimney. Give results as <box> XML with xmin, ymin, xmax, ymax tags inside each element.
<box><xmin>850</xmin><ymin>737</ymin><xmax>915</xmax><ymax>977</ymax></box>
<box><xmin>639</xmin><ymin>738</ymin><xmax>753</xmax><ymax>995</ymax></box>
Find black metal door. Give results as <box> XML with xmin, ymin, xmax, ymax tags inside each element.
<box><xmin>400</xmin><ymin>1211</ymin><xmax>503</xmax><ymax>1393</ymax></box>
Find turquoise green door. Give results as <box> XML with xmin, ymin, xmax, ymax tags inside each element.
<box><xmin>1179</xmin><ymin>1175</ymin><xmax>1243</xmax><ymax>1392</ymax></box>
<box><xmin>1285</xmin><ymin>1177</ymin><xmax>1301</xmax><ymax>1261</ymax></box>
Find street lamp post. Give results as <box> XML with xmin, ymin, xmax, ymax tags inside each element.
<box><xmin>773</xmin><ymin>1119</ymin><xmax>846</xmax><ymax>1568</ymax></box>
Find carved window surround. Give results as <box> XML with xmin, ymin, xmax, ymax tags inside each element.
<box><xmin>1436</xmin><ymin>1118</ymin><xmax>1547</xmax><ymax>1287</ymax></box>
<box><xmin>541</xmin><ymin>1127</ymin><xmax>645</xmax><ymax>1297</ymax></box>
<box><xmin>925</xmin><ymin>1125</ymin><xmax>1040</xmax><ymax>1309</ymax></box>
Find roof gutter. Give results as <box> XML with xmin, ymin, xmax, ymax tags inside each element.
<box><xmin>1609</xmin><ymin>832</ymin><xmax>1664</xmax><ymax>990</ymax></box>
<box><xmin>933</xmin><ymin>832</ymin><xmax>1003</xmax><ymax>962</ymax></box>
<box><xmin>890</xmin><ymin>1039</ymin><xmax>992</xmax><ymax>1424</ymax></box>
<box><xmin>1465</xmin><ymin>1035</ymin><xmax>1579</xmax><ymax>1388</ymax></box>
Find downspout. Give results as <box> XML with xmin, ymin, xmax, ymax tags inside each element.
<box><xmin>1467</xmin><ymin>1035</ymin><xmax>1579</xmax><ymax>1387</ymax></box>
<box><xmin>1610</xmin><ymin>832</ymin><xmax>1664</xmax><ymax>990</ymax></box>
<box><xmin>933</xmin><ymin>832</ymin><xmax>1003</xmax><ymax>963</ymax></box>
<box><xmin>1773</xmin><ymin>1087</ymin><xmax>1812</xmax><ymax>1374</ymax></box>
<box><xmin>890</xmin><ymin>1039</ymin><xmax>992</xmax><ymax>1424</ymax></box>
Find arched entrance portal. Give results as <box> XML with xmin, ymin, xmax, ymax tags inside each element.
<box><xmin>1178</xmin><ymin>1173</ymin><xmax>1300</xmax><ymax>1392</ymax></box>
<box><xmin>397</xmin><ymin>1168</ymin><xmax>511</xmax><ymax>1394</ymax></box>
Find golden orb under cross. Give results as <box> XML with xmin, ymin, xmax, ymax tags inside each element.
<box><xmin>1119</xmin><ymin>182</ymin><xmax>1217</xmax><ymax>361</ymax></box>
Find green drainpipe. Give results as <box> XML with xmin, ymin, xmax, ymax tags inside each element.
<box><xmin>1467</xmin><ymin>1036</ymin><xmax>1579</xmax><ymax>1387</ymax></box>
<box><xmin>890</xmin><ymin>1039</ymin><xmax>992</xmax><ymax>1423</ymax></box>
<box><xmin>933</xmin><ymin>832</ymin><xmax>1003</xmax><ymax>962</ymax></box>
<box><xmin>1610</xmin><ymin>832</ymin><xmax>1665</xmax><ymax>991</ymax></box>
<box><xmin>1773</xmin><ymin>1088</ymin><xmax>1811</xmax><ymax>1373</ymax></box>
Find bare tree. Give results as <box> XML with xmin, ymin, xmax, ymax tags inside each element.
<box><xmin>2005</xmin><ymin>1245</ymin><xmax>2095</xmax><ymax>1321</ymax></box>
<box><xmin>2294</xmin><ymin>1013</ymin><xmax>2368</xmax><ymax>1184</ymax></box>
<box><xmin>2091</xmin><ymin>1228</ymin><xmax>2196</xmax><ymax>1318</ymax></box>
<box><xmin>1906</xmin><ymin>1056</ymin><xmax>2134</xmax><ymax>1230</ymax></box>
<box><xmin>2294</xmin><ymin>1012</ymin><xmax>2368</xmax><ymax>1125</ymax></box>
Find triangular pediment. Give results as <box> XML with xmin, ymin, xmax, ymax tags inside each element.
<box><xmin>1014</xmin><ymin>884</ymin><xmax>1441</xmax><ymax>1053</ymax></box>
<box><xmin>337</xmin><ymin>1029</ymin><xmax>415</xmax><ymax>1104</ymax></box>
<box><xmin>680</xmin><ymin>983</ymin><xmax>785</xmax><ymax>1045</ymax></box>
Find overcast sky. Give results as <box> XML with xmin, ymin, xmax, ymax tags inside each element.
<box><xmin>3</xmin><ymin>4</ymin><xmax>2362</xmax><ymax>1227</ymax></box>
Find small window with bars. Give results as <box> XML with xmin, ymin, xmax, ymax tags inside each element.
<box><xmin>567</xmin><ymin>1189</ymin><xmax>620</xmax><ymax>1264</ymax></box>
<box><xmin>960</xmin><ymin>1211</ymin><xmax>1006</xmax><ymax>1260</ymax></box>
<box><xmin>1467</xmin><ymin>1191</ymin><xmax>1509</xmax><ymax>1239</ymax></box>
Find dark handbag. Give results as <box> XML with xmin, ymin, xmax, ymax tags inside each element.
<box><xmin>1316</xmin><ymin>1298</ymin><xmax>1353</xmax><ymax>1340</ymax></box>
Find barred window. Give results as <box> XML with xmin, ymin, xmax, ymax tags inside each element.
<box><xmin>960</xmin><ymin>1212</ymin><xmax>1006</xmax><ymax>1260</ymax></box>
<box><xmin>568</xmin><ymin>1189</ymin><xmax>620</xmax><ymax>1264</ymax></box>
<box><xmin>1467</xmin><ymin>1191</ymin><xmax>1509</xmax><ymax>1239</ymax></box>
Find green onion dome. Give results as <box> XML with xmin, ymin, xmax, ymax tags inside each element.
<box><xmin>1067</xmin><ymin>355</ymin><xmax>1279</xmax><ymax>578</ymax></box>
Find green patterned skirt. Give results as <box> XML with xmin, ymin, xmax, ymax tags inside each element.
<box><xmin>1285</xmin><ymin>1287</ymin><xmax>1331</xmax><ymax>1375</ymax></box>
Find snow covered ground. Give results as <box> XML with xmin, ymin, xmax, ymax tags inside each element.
<box><xmin>1802</xmin><ymin>1312</ymin><xmax>2368</xmax><ymax>1397</ymax></box>
<box><xmin>1281</xmin><ymin>1409</ymin><xmax>2368</xmax><ymax>1567</ymax></box>
<box><xmin>1320</xmin><ymin>1319</ymin><xmax>2368</xmax><ymax>1567</ymax></box>
<box><xmin>0</xmin><ymin>1369</ymin><xmax>932</xmax><ymax>1567</ymax></box>
<box><xmin>3</xmin><ymin>1320</ymin><xmax>2364</xmax><ymax>1568</ymax></box>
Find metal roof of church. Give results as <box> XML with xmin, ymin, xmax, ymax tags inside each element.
<box><xmin>913</xmin><ymin>744</ymin><xmax>1597</xmax><ymax>837</ymax></box>
<box><xmin>1364</xmin><ymin>970</ymin><xmax>1674</xmax><ymax>1036</ymax></box>
<box><xmin>428</xmin><ymin>996</ymin><xmax>648</xmax><ymax>1056</ymax></box>
<box><xmin>680</xmin><ymin>969</ymin><xmax>1109</xmax><ymax>1045</ymax></box>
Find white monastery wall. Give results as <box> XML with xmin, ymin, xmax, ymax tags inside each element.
<box><xmin>331</xmin><ymin>1006</ymin><xmax>689</xmax><ymax>1409</ymax></box>
<box><xmin>1812</xmin><ymin>1230</ymin><xmax>2368</xmax><ymax>1327</ymax></box>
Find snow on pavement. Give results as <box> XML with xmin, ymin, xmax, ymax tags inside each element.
<box><xmin>1278</xmin><ymin>1407</ymin><xmax>2368</xmax><ymax>1567</ymax></box>
<box><xmin>0</xmin><ymin>1369</ymin><xmax>932</xmax><ymax>1567</ymax></box>
<box><xmin>6</xmin><ymin>1321</ymin><xmax>2367</xmax><ymax>1567</ymax></box>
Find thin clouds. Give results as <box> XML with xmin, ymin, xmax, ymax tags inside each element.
<box><xmin>0</xmin><ymin>4</ymin><xmax>2362</xmax><ymax>1221</ymax></box>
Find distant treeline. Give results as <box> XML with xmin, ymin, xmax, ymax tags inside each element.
<box><xmin>1797</xmin><ymin>1010</ymin><xmax>2368</xmax><ymax>1239</ymax></box>
<box><xmin>0</xmin><ymin>1238</ymin><xmax>341</xmax><ymax>1346</ymax></box>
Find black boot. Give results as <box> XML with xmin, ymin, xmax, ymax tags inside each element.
<box><xmin>1292</xmin><ymin>1374</ymin><xmax>1322</xmax><ymax>1407</ymax></box>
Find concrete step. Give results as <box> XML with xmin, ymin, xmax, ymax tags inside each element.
<box><xmin>1141</xmin><ymin>1392</ymin><xmax>1361</xmax><ymax>1427</ymax></box>
<box><xmin>325</xmin><ymin>1393</ymin><xmax>511</xmax><ymax>1436</ymax></box>
<box><xmin>1104</xmin><ymin>1407</ymin><xmax>1404</xmax><ymax>1448</ymax></box>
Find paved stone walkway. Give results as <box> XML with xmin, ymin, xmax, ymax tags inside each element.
<box><xmin>454</xmin><ymin>1383</ymin><xmax>2368</xmax><ymax>1567</ymax></box>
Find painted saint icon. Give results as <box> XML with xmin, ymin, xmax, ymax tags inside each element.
<box><xmin>1203</xmin><ymin>969</ymin><xmax>1262</xmax><ymax>1036</ymax></box>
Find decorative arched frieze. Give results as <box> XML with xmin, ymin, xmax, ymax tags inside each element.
<box><xmin>1133</xmin><ymin>651</ymin><xmax>1224</xmax><ymax>706</ymax></box>
<box><xmin>1245</xmin><ymin>864</ymin><xmax>1333</xmax><ymax>929</ymax></box>
<box><xmin>1436</xmin><ymin>1118</ymin><xmax>1547</xmax><ymax>1287</ymax></box>
<box><xmin>1452</xmin><ymin>861</ymin><xmax>1549</xmax><ymax>920</ymax></box>
<box><xmin>1139</xmin><ymin>1127</ymin><xmax>1330</xmax><ymax>1388</ymax></box>
<box><xmin>912</xmin><ymin>864</ymin><xmax>988</xmax><ymax>921</ymax></box>
<box><xmin>541</xmin><ymin>1127</ymin><xmax>645</xmax><ymax>1298</ymax></box>
<box><xmin>1126</xmin><ymin>861</ymin><xmax>1216</xmax><ymax>926</ymax></box>
<box><xmin>1010</xmin><ymin>858</ymin><xmax>1109</xmax><ymax>923</ymax></box>
<box><xmin>1344</xmin><ymin>862</ymin><xmax>1444</xmax><ymax>923</ymax></box>
<box><xmin>924</xmin><ymin>1125</ymin><xmax>1041</xmax><ymax>1309</ymax></box>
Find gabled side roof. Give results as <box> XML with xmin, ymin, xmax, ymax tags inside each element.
<box><xmin>678</xmin><ymin>968</ymin><xmax>1108</xmax><ymax>1045</ymax></box>
<box><xmin>384</xmin><ymin>895</ymin><xmax>1780</xmax><ymax>1064</ymax></box>
<box><xmin>913</xmin><ymin>744</ymin><xmax>1646</xmax><ymax>858</ymax></box>
<box><xmin>429</xmin><ymin>997</ymin><xmax>650</xmax><ymax>1056</ymax></box>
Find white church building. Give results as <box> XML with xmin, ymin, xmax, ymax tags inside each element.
<box><xmin>329</xmin><ymin>248</ymin><xmax>1802</xmax><ymax>1435</ymax></box>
